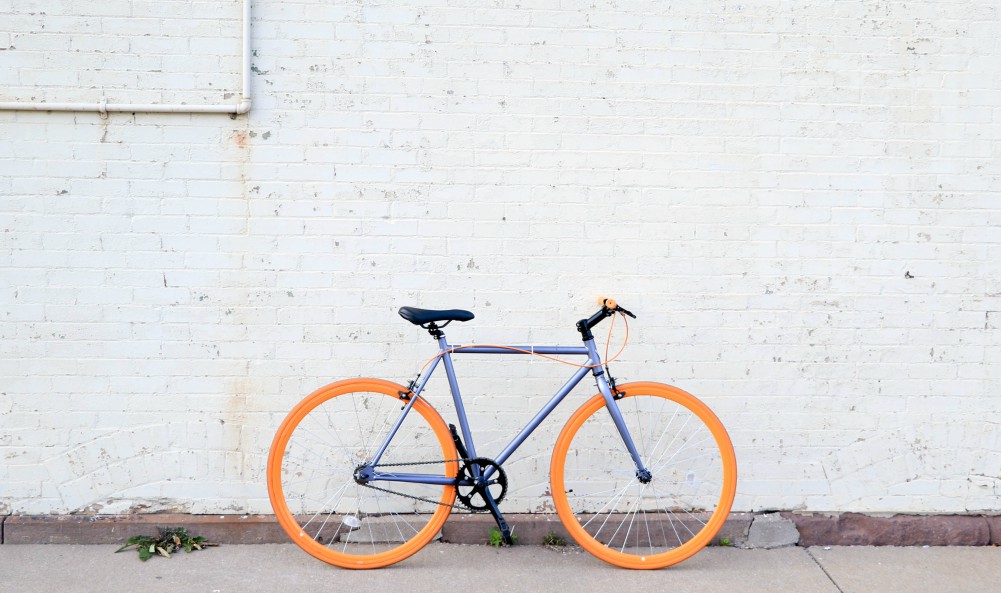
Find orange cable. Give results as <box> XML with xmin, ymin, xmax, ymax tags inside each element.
<box><xmin>419</xmin><ymin>311</ymin><xmax>630</xmax><ymax>373</ymax></box>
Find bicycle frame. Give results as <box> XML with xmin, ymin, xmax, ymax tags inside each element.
<box><xmin>362</xmin><ymin>332</ymin><xmax>649</xmax><ymax>488</ymax></box>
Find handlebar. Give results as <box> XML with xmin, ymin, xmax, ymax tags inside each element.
<box><xmin>598</xmin><ymin>297</ymin><xmax>636</xmax><ymax>319</ymax></box>
<box><xmin>576</xmin><ymin>298</ymin><xmax>636</xmax><ymax>341</ymax></box>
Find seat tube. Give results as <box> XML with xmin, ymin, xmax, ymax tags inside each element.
<box><xmin>584</xmin><ymin>338</ymin><xmax>648</xmax><ymax>475</ymax></box>
<box><xmin>439</xmin><ymin>335</ymin><xmax>478</xmax><ymax>459</ymax></box>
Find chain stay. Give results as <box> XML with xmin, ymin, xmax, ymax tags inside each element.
<box><xmin>360</xmin><ymin>458</ymin><xmax>487</xmax><ymax>511</ymax></box>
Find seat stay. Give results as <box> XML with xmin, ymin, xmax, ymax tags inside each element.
<box><xmin>366</xmin><ymin>355</ymin><xmax>442</xmax><ymax>468</ymax></box>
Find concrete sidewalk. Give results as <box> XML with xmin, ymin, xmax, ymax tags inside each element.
<box><xmin>2</xmin><ymin>543</ymin><xmax>999</xmax><ymax>593</ymax></box>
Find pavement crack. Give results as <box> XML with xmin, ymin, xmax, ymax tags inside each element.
<box><xmin>806</xmin><ymin>547</ymin><xmax>845</xmax><ymax>593</ymax></box>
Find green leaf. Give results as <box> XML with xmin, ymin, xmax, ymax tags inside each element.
<box><xmin>118</xmin><ymin>526</ymin><xmax>215</xmax><ymax>560</ymax></box>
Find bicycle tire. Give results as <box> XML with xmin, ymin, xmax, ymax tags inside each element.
<box><xmin>267</xmin><ymin>378</ymin><xmax>458</xmax><ymax>569</ymax></box>
<box><xmin>550</xmin><ymin>381</ymin><xmax>737</xmax><ymax>569</ymax></box>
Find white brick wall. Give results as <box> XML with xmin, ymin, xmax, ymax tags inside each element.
<box><xmin>2</xmin><ymin>1</ymin><xmax>1000</xmax><ymax>515</ymax></box>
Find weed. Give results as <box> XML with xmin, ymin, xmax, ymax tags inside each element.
<box><xmin>487</xmin><ymin>527</ymin><xmax>517</xmax><ymax>547</ymax></box>
<box><xmin>116</xmin><ymin>527</ymin><xmax>217</xmax><ymax>561</ymax></box>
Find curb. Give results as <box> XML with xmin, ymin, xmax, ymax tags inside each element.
<box><xmin>2</xmin><ymin>515</ymin><xmax>287</xmax><ymax>545</ymax></box>
<box><xmin>0</xmin><ymin>513</ymin><xmax>757</xmax><ymax>547</ymax></box>
<box><xmin>440</xmin><ymin>512</ymin><xmax>756</xmax><ymax>546</ymax></box>
<box><xmin>2</xmin><ymin>512</ymin><xmax>998</xmax><ymax>547</ymax></box>
<box><xmin>783</xmin><ymin>512</ymin><xmax>999</xmax><ymax>547</ymax></box>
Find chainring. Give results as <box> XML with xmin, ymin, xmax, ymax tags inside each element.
<box><xmin>455</xmin><ymin>457</ymin><xmax>508</xmax><ymax>511</ymax></box>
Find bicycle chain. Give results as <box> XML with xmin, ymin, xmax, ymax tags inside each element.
<box><xmin>360</xmin><ymin>458</ymin><xmax>490</xmax><ymax>512</ymax></box>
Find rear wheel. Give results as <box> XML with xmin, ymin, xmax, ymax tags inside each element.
<box><xmin>267</xmin><ymin>378</ymin><xmax>458</xmax><ymax>569</ymax></box>
<box><xmin>550</xmin><ymin>382</ymin><xmax>737</xmax><ymax>569</ymax></box>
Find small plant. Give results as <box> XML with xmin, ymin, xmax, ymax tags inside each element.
<box><xmin>718</xmin><ymin>536</ymin><xmax>734</xmax><ymax>547</ymax></box>
<box><xmin>542</xmin><ymin>532</ymin><xmax>566</xmax><ymax>547</ymax></box>
<box><xmin>487</xmin><ymin>527</ymin><xmax>517</xmax><ymax>547</ymax></box>
<box><xmin>116</xmin><ymin>527</ymin><xmax>217</xmax><ymax>561</ymax></box>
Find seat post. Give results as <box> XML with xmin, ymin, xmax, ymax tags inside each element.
<box><xmin>424</xmin><ymin>322</ymin><xmax>445</xmax><ymax>340</ymax></box>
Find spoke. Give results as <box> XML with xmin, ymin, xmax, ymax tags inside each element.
<box><xmin>646</xmin><ymin>412</ymin><xmax>693</xmax><ymax>471</ymax></box>
<box><xmin>639</xmin><ymin>397</ymin><xmax>678</xmax><ymax>463</ymax></box>
<box><xmin>650</xmin><ymin>482</ymin><xmax>709</xmax><ymax>529</ymax></box>
<box><xmin>665</xmin><ymin>507</ymin><xmax>684</xmax><ymax>547</ymax></box>
<box><xmin>300</xmin><ymin>481</ymin><xmax>350</xmax><ymax>535</ymax></box>
<box><xmin>281</xmin><ymin>471</ymin><xmax>353</xmax><ymax>493</ymax></box>
<box><xmin>285</xmin><ymin>436</ymin><xmax>347</xmax><ymax>468</ymax></box>
<box><xmin>615</xmin><ymin>483</ymin><xmax>646</xmax><ymax>552</ymax></box>
<box><xmin>582</xmin><ymin>479</ymin><xmax>635</xmax><ymax>539</ymax></box>
<box><xmin>350</xmin><ymin>392</ymin><xmax>374</xmax><ymax>455</ymax></box>
<box><xmin>566</xmin><ymin>484</ymin><xmax>633</xmax><ymax>500</ymax></box>
<box><xmin>650</xmin><ymin>430</ymin><xmax>713</xmax><ymax>474</ymax></box>
<box><xmin>651</xmin><ymin>450</ymin><xmax>718</xmax><ymax>472</ymax></box>
<box><xmin>298</xmin><ymin>415</ymin><xmax>345</xmax><ymax>451</ymax></box>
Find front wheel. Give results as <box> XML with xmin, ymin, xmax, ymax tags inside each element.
<box><xmin>550</xmin><ymin>382</ymin><xmax>737</xmax><ymax>569</ymax></box>
<box><xmin>267</xmin><ymin>378</ymin><xmax>458</xmax><ymax>569</ymax></box>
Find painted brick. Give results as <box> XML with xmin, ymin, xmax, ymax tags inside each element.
<box><xmin>2</xmin><ymin>1</ymin><xmax>1001</xmax><ymax>519</ymax></box>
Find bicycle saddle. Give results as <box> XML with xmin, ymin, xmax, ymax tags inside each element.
<box><xmin>399</xmin><ymin>306</ymin><xmax>474</xmax><ymax>325</ymax></box>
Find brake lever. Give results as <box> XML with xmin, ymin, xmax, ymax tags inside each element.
<box><xmin>616</xmin><ymin>306</ymin><xmax>636</xmax><ymax>319</ymax></box>
<box><xmin>600</xmin><ymin>298</ymin><xmax>636</xmax><ymax>319</ymax></box>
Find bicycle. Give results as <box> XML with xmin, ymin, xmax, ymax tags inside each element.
<box><xmin>266</xmin><ymin>299</ymin><xmax>737</xmax><ymax>570</ymax></box>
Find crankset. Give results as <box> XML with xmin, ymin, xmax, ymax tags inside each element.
<box><xmin>455</xmin><ymin>457</ymin><xmax>508</xmax><ymax>511</ymax></box>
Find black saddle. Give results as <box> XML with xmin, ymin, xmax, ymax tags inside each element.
<box><xmin>399</xmin><ymin>306</ymin><xmax>474</xmax><ymax>326</ymax></box>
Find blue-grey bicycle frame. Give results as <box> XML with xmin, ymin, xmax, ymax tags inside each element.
<box><xmin>363</xmin><ymin>334</ymin><xmax>649</xmax><ymax>487</ymax></box>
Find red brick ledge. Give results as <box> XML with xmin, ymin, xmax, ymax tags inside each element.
<box><xmin>783</xmin><ymin>512</ymin><xmax>1001</xmax><ymax>547</ymax></box>
<box><xmin>1</xmin><ymin>513</ymin><xmax>753</xmax><ymax>546</ymax></box>
<box><xmin>2</xmin><ymin>512</ymin><xmax>999</xmax><ymax>546</ymax></box>
<box><xmin>2</xmin><ymin>514</ymin><xmax>288</xmax><ymax>545</ymax></box>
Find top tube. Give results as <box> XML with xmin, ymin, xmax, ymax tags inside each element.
<box><xmin>448</xmin><ymin>345</ymin><xmax>589</xmax><ymax>356</ymax></box>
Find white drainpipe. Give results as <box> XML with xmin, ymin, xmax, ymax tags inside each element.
<box><xmin>0</xmin><ymin>0</ymin><xmax>252</xmax><ymax>115</ymax></box>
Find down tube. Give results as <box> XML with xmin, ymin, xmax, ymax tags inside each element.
<box><xmin>491</xmin><ymin>365</ymin><xmax>591</xmax><ymax>470</ymax></box>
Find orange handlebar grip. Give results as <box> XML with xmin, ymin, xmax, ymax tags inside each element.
<box><xmin>601</xmin><ymin>297</ymin><xmax>617</xmax><ymax>309</ymax></box>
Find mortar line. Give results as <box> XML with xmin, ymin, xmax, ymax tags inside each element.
<box><xmin>805</xmin><ymin>547</ymin><xmax>845</xmax><ymax>593</ymax></box>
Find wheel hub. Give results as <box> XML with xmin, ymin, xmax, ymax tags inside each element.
<box><xmin>353</xmin><ymin>464</ymin><xmax>373</xmax><ymax>484</ymax></box>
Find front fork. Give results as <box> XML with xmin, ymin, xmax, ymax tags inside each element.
<box><xmin>586</xmin><ymin>341</ymin><xmax>652</xmax><ymax>483</ymax></box>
